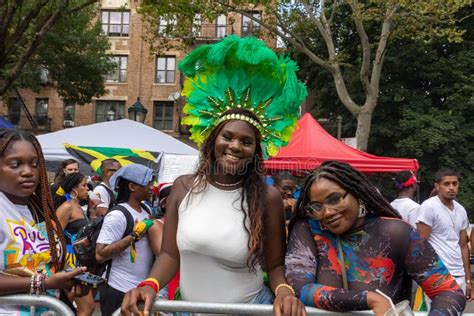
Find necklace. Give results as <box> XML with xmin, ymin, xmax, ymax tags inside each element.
<box><xmin>213</xmin><ymin>179</ymin><xmax>243</xmax><ymax>187</ymax></box>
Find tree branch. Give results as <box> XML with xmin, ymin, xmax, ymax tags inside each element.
<box><xmin>349</xmin><ymin>0</ymin><xmax>372</xmax><ymax>96</ymax></box>
<box><xmin>369</xmin><ymin>4</ymin><xmax>398</xmax><ymax>109</ymax></box>
<box><xmin>328</xmin><ymin>0</ymin><xmax>339</xmax><ymax>26</ymax></box>
<box><xmin>0</xmin><ymin>9</ymin><xmax>63</xmax><ymax>96</ymax></box>
<box><xmin>4</xmin><ymin>0</ymin><xmax>50</xmax><ymax>64</ymax></box>
<box><xmin>66</xmin><ymin>0</ymin><xmax>99</xmax><ymax>15</ymax></box>
<box><xmin>215</xmin><ymin>0</ymin><xmax>334</xmax><ymax>72</ymax></box>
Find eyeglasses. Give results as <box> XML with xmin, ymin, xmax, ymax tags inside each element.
<box><xmin>304</xmin><ymin>191</ymin><xmax>349</xmax><ymax>219</ymax></box>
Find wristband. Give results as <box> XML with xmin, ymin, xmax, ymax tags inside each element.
<box><xmin>137</xmin><ymin>278</ymin><xmax>160</xmax><ymax>294</ymax></box>
<box><xmin>274</xmin><ymin>283</ymin><xmax>296</xmax><ymax>296</ymax></box>
<box><xmin>145</xmin><ymin>278</ymin><xmax>160</xmax><ymax>291</ymax></box>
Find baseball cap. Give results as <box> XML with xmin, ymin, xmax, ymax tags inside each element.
<box><xmin>109</xmin><ymin>164</ymin><xmax>154</xmax><ymax>190</ymax></box>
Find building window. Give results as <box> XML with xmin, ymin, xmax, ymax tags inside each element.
<box><xmin>101</xmin><ymin>10</ymin><xmax>130</xmax><ymax>37</ymax></box>
<box><xmin>242</xmin><ymin>11</ymin><xmax>261</xmax><ymax>37</ymax></box>
<box><xmin>106</xmin><ymin>56</ymin><xmax>128</xmax><ymax>82</ymax></box>
<box><xmin>155</xmin><ymin>56</ymin><xmax>176</xmax><ymax>84</ymax></box>
<box><xmin>63</xmin><ymin>103</ymin><xmax>75</xmax><ymax>126</ymax></box>
<box><xmin>35</xmin><ymin>98</ymin><xmax>48</xmax><ymax>126</ymax></box>
<box><xmin>158</xmin><ymin>16</ymin><xmax>176</xmax><ymax>37</ymax></box>
<box><xmin>96</xmin><ymin>101</ymin><xmax>125</xmax><ymax>123</ymax></box>
<box><xmin>7</xmin><ymin>97</ymin><xmax>21</xmax><ymax>125</ymax></box>
<box><xmin>216</xmin><ymin>14</ymin><xmax>227</xmax><ymax>38</ymax></box>
<box><xmin>153</xmin><ymin>101</ymin><xmax>174</xmax><ymax>130</ymax></box>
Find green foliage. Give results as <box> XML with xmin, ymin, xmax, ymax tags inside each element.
<box><xmin>0</xmin><ymin>0</ymin><xmax>113</xmax><ymax>104</ymax></box>
<box><xmin>298</xmin><ymin>7</ymin><xmax>474</xmax><ymax>212</ymax></box>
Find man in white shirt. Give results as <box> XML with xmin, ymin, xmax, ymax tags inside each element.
<box><xmin>92</xmin><ymin>159</ymin><xmax>121</xmax><ymax>216</ymax></box>
<box><xmin>417</xmin><ymin>168</ymin><xmax>471</xmax><ymax>300</ymax></box>
<box><xmin>390</xmin><ymin>170</ymin><xmax>420</xmax><ymax>228</ymax></box>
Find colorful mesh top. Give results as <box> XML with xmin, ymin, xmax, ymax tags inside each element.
<box><xmin>285</xmin><ymin>216</ymin><xmax>466</xmax><ymax>315</ymax></box>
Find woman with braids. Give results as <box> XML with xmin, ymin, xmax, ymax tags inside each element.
<box><xmin>121</xmin><ymin>36</ymin><xmax>307</xmax><ymax>316</ymax></box>
<box><xmin>0</xmin><ymin>129</ymin><xmax>89</xmax><ymax>315</ymax></box>
<box><xmin>285</xmin><ymin>160</ymin><xmax>466</xmax><ymax>315</ymax></box>
<box><xmin>55</xmin><ymin>172</ymin><xmax>96</xmax><ymax>316</ymax></box>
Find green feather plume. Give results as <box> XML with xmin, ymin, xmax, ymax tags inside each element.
<box><xmin>179</xmin><ymin>35</ymin><xmax>307</xmax><ymax>158</ymax></box>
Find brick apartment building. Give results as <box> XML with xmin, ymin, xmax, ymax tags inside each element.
<box><xmin>0</xmin><ymin>0</ymin><xmax>275</xmax><ymax>144</ymax></box>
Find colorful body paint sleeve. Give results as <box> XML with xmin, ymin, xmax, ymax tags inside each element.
<box><xmin>285</xmin><ymin>220</ymin><xmax>369</xmax><ymax>311</ymax></box>
<box><xmin>404</xmin><ymin>229</ymin><xmax>466</xmax><ymax>315</ymax></box>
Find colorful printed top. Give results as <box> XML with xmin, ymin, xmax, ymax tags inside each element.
<box><xmin>285</xmin><ymin>216</ymin><xmax>466</xmax><ymax>315</ymax></box>
<box><xmin>0</xmin><ymin>192</ymin><xmax>60</xmax><ymax>315</ymax></box>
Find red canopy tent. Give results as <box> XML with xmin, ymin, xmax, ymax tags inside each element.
<box><xmin>265</xmin><ymin>113</ymin><xmax>419</xmax><ymax>173</ymax></box>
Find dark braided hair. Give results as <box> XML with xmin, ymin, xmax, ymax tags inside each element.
<box><xmin>0</xmin><ymin>129</ymin><xmax>66</xmax><ymax>270</ymax></box>
<box><xmin>53</xmin><ymin>172</ymin><xmax>85</xmax><ymax>208</ymax></box>
<box><xmin>290</xmin><ymin>160</ymin><xmax>400</xmax><ymax>231</ymax></box>
<box><xmin>194</xmin><ymin>108</ymin><xmax>266</xmax><ymax>270</ymax></box>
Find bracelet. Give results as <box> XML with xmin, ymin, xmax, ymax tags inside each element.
<box><xmin>467</xmin><ymin>279</ymin><xmax>471</xmax><ymax>284</ymax></box>
<box><xmin>35</xmin><ymin>273</ymin><xmax>42</xmax><ymax>295</ymax></box>
<box><xmin>144</xmin><ymin>278</ymin><xmax>160</xmax><ymax>291</ymax></box>
<box><xmin>274</xmin><ymin>283</ymin><xmax>296</xmax><ymax>296</ymax></box>
<box><xmin>137</xmin><ymin>278</ymin><xmax>160</xmax><ymax>294</ymax></box>
<box><xmin>29</xmin><ymin>275</ymin><xmax>35</xmax><ymax>295</ymax></box>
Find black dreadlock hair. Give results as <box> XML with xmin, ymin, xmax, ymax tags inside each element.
<box><xmin>290</xmin><ymin>160</ymin><xmax>401</xmax><ymax>232</ymax></box>
<box><xmin>0</xmin><ymin>129</ymin><xmax>66</xmax><ymax>271</ymax></box>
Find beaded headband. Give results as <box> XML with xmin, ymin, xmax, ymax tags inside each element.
<box><xmin>179</xmin><ymin>35</ymin><xmax>307</xmax><ymax>158</ymax></box>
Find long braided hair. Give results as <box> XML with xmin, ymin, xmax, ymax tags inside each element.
<box><xmin>291</xmin><ymin>160</ymin><xmax>400</xmax><ymax>231</ymax></box>
<box><xmin>194</xmin><ymin>108</ymin><xmax>266</xmax><ymax>270</ymax></box>
<box><xmin>0</xmin><ymin>129</ymin><xmax>66</xmax><ymax>270</ymax></box>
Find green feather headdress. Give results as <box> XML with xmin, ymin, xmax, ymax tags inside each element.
<box><xmin>179</xmin><ymin>35</ymin><xmax>307</xmax><ymax>158</ymax></box>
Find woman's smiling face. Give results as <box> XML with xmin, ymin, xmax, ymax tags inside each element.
<box><xmin>214</xmin><ymin>120</ymin><xmax>257</xmax><ymax>176</ymax></box>
<box><xmin>307</xmin><ymin>178</ymin><xmax>361</xmax><ymax>234</ymax></box>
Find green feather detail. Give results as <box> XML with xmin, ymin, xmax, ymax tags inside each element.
<box><xmin>179</xmin><ymin>35</ymin><xmax>307</xmax><ymax>157</ymax></box>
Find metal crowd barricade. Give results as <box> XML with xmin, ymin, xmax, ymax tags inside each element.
<box><xmin>0</xmin><ymin>294</ymin><xmax>74</xmax><ymax>316</ymax></box>
<box><xmin>113</xmin><ymin>299</ymin><xmax>464</xmax><ymax>315</ymax></box>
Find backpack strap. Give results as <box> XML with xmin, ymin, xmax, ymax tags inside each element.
<box><xmin>104</xmin><ymin>205</ymin><xmax>135</xmax><ymax>280</ymax></box>
<box><xmin>99</xmin><ymin>183</ymin><xmax>117</xmax><ymax>209</ymax></box>
<box><xmin>140</xmin><ymin>202</ymin><xmax>152</xmax><ymax>216</ymax></box>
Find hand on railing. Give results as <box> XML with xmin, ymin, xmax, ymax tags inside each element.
<box><xmin>120</xmin><ymin>284</ymin><xmax>156</xmax><ymax>316</ymax></box>
<box><xmin>273</xmin><ymin>285</ymin><xmax>306</xmax><ymax>316</ymax></box>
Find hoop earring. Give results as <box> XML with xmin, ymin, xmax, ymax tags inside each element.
<box><xmin>358</xmin><ymin>199</ymin><xmax>367</xmax><ymax>218</ymax></box>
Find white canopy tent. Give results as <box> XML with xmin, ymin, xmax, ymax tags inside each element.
<box><xmin>37</xmin><ymin>119</ymin><xmax>199</xmax><ymax>176</ymax></box>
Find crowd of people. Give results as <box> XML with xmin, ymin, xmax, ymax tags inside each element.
<box><xmin>0</xmin><ymin>35</ymin><xmax>471</xmax><ymax>316</ymax></box>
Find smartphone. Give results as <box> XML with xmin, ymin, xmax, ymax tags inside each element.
<box><xmin>73</xmin><ymin>272</ymin><xmax>107</xmax><ymax>288</ymax></box>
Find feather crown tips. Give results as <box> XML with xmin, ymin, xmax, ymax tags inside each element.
<box><xmin>179</xmin><ymin>35</ymin><xmax>307</xmax><ymax>158</ymax></box>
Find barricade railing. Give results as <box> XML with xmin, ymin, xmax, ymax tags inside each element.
<box><xmin>0</xmin><ymin>294</ymin><xmax>74</xmax><ymax>316</ymax></box>
<box><xmin>113</xmin><ymin>299</ymin><xmax>473</xmax><ymax>315</ymax></box>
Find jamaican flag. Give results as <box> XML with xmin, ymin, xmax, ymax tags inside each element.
<box><xmin>65</xmin><ymin>143</ymin><xmax>161</xmax><ymax>175</ymax></box>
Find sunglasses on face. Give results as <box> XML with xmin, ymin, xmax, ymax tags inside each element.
<box><xmin>304</xmin><ymin>191</ymin><xmax>349</xmax><ymax>219</ymax></box>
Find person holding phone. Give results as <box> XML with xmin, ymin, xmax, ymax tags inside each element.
<box><xmin>55</xmin><ymin>172</ymin><xmax>96</xmax><ymax>316</ymax></box>
<box><xmin>0</xmin><ymin>129</ymin><xmax>89</xmax><ymax>315</ymax></box>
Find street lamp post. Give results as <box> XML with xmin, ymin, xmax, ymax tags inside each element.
<box><xmin>128</xmin><ymin>97</ymin><xmax>148</xmax><ymax>123</ymax></box>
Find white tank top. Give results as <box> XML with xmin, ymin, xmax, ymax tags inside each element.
<box><xmin>177</xmin><ymin>182</ymin><xmax>263</xmax><ymax>303</ymax></box>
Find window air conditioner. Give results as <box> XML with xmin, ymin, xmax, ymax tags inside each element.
<box><xmin>63</xmin><ymin>120</ymin><xmax>75</xmax><ymax>127</ymax></box>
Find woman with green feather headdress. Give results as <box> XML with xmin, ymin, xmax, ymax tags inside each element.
<box><xmin>121</xmin><ymin>36</ymin><xmax>307</xmax><ymax>316</ymax></box>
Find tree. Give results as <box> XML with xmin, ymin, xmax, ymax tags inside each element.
<box><xmin>138</xmin><ymin>0</ymin><xmax>470</xmax><ymax>151</ymax></box>
<box><xmin>301</xmin><ymin>7</ymin><xmax>474</xmax><ymax>211</ymax></box>
<box><xmin>0</xmin><ymin>0</ymin><xmax>114</xmax><ymax>104</ymax></box>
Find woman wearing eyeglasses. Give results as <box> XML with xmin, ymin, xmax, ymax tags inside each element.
<box><xmin>285</xmin><ymin>160</ymin><xmax>466</xmax><ymax>315</ymax></box>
